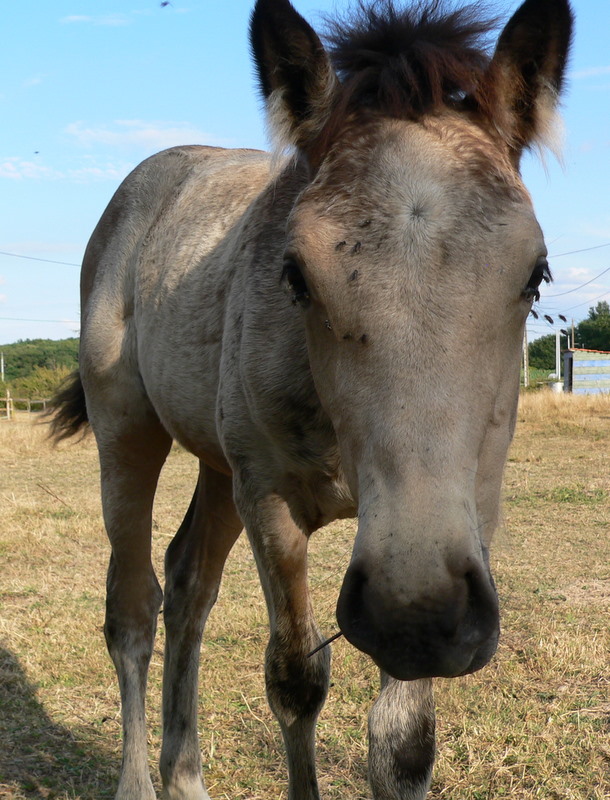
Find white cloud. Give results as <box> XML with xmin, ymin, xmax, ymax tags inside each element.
<box><xmin>0</xmin><ymin>120</ymin><xmax>228</xmax><ymax>186</ymax></box>
<box><xmin>571</xmin><ymin>65</ymin><xmax>610</xmax><ymax>80</ymax></box>
<box><xmin>23</xmin><ymin>75</ymin><xmax>44</xmax><ymax>88</ymax></box>
<box><xmin>567</xmin><ymin>267</ymin><xmax>594</xmax><ymax>279</ymax></box>
<box><xmin>68</xmin><ymin>162</ymin><xmax>134</xmax><ymax>182</ymax></box>
<box><xmin>60</xmin><ymin>9</ymin><xmax>191</xmax><ymax>26</ymax></box>
<box><xmin>0</xmin><ymin>155</ymin><xmax>131</xmax><ymax>183</ymax></box>
<box><xmin>0</xmin><ymin>295</ymin><xmax>6</xmax><ymax>304</ymax></box>
<box><xmin>60</xmin><ymin>14</ymin><xmax>131</xmax><ymax>26</ymax></box>
<box><xmin>0</xmin><ymin>158</ymin><xmax>63</xmax><ymax>180</ymax></box>
<box><xmin>580</xmin><ymin>222</ymin><xmax>610</xmax><ymax>240</ymax></box>
<box><xmin>65</xmin><ymin>119</ymin><xmax>222</xmax><ymax>151</ymax></box>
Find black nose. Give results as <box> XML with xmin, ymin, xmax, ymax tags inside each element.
<box><xmin>336</xmin><ymin>561</ymin><xmax>499</xmax><ymax>680</ymax></box>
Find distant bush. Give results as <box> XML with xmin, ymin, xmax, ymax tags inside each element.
<box><xmin>0</xmin><ymin>337</ymin><xmax>79</xmax><ymax>383</ymax></box>
<box><xmin>4</xmin><ymin>365</ymin><xmax>72</xmax><ymax>400</ymax></box>
<box><xmin>0</xmin><ymin>337</ymin><xmax>78</xmax><ymax>401</ymax></box>
<box><xmin>528</xmin><ymin>333</ymin><xmax>568</xmax><ymax>370</ymax></box>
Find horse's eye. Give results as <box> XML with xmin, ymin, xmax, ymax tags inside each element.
<box><xmin>523</xmin><ymin>256</ymin><xmax>551</xmax><ymax>302</ymax></box>
<box><xmin>281</xmin><ymin>258</ymin><xmax>310</xmax><ymax>308</ymax></box>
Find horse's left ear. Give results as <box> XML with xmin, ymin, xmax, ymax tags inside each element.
<box><xmin>486</xmin><ymin>0</ymin><xmax>574</xmax><ymax>161</ymax></box>
<box><xmin>250</xmin><ymin>0</ymin><xmax>339</xmax><ymax>153</ymax></box>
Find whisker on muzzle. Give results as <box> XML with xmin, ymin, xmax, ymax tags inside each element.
<box><xmin>307</xmin><ymin>631</ymin><xmax>343</xmax><ymax>658</ymax></box>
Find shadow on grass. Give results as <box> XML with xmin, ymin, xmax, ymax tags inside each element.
<box><xmin>0</xmin><ymin>646</ymin><xmax>120</xmax><ymax>799</ymax></box>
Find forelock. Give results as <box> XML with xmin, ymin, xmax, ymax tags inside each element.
<box><xmin>322</xmin><ymin>0</ymin><xmax>498</xmax><ymax>121</ymax></box>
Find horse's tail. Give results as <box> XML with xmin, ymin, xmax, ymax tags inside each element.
<box><xmin>47</xmin><ymin>370</ymin><xmax>89</xmax><ymax>442</ymax></box>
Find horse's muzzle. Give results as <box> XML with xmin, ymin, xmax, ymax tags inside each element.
<box><xmin>336</xmin><ymin>560</ymin><xmax>500</xmax><ymax>680</ymax></box>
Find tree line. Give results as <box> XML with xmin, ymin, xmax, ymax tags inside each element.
<box><xmin>529</xmin><ymin>302</ymin><xmax>610</xmax><ymax>370</ymax></box>
<box><xmin>0</xmin><ymin>338</ymin><xmax>78</xmax><ymax>398</ymax></box>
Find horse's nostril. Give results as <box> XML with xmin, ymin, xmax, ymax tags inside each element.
<box><xmin>336</xmin><ymin>564</ymin><xmax>368</xmax><ymax>632</ymax></box>
<box><xmin>463</xmin><ymin>567</ymin><xmax>499</xmax><ymax>634</ymax></box>
<box><xmin>337</xmin><ymin>557</ymin><xmax>500</xmax><ymax>680</ymax></box>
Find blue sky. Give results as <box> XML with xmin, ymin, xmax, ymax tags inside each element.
<box><xmin>1</xmin><ymin>0</ymin><xmax>609</xmax><ymax>345</ymax></box>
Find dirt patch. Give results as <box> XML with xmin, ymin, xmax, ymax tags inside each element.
<box><xmin>559</xmin><ymin>579</ymin><xmax>610</xmax><ymax>605</ymax></box>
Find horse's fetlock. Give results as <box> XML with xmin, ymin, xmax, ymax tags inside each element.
<box><xmin>368</xmin><ymin>710</ymin><xmax>435</xmax><ymax>800</ymax></box>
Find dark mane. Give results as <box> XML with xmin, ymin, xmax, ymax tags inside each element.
<box><xmin>323</xmin><ymin>0</ymin><xmax>498</xmax><ymax>122</ymax></box>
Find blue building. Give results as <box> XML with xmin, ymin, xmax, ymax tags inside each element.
<box><xmin>563</xmin><ymin>349</ymin><xmax>610</xmax><ymax>394</ymax></box>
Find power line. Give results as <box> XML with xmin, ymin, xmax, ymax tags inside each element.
<box><xmin>0</xmin><ymin>250</ymin><xmax>81</xmax><ymax>267</ymax></box>
<box><xmin>550</xmin><ymin>242</ymin><xmax>610</xmax><ymax>258</ymax></box>
<box><xmin>0</xmin><ymin>240</ymin><xmax>607</xmax><ymax>270</ymax></box>
<box><xmin>0</xmin><ymin>242</ymin><xmax>608</xmax><ymax>271</ymax></box>
<box><xmin>562</xmin><ymin>289</ymin><xmax>610</xmax><ymax>313</ymax></box>
<box><xmin>0</xmin><ymin>315</ymin><xmax>79</xmax><ymax>324</ymax></box>
<box><xmin>545</xmin><ymin>265</ymin><xmax>610</xmax><ymax>297</ymax></box>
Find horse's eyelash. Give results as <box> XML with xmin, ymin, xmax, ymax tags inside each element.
<box><xmin>543</xmin><ymin>262</ymin><xmax>553</xmax><ymax>283</ymax></box>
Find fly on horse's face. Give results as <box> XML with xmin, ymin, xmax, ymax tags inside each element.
<box><xmin>283</xmin><ymin>117</ymin><xmax>546</xmax><ymax>678</ymax></box>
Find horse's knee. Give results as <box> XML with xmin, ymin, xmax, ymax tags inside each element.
<box><xmin>265</xmin><ymin>635</ymin><xmax>330</xmax><ymax>726</ymax></box>
<box><xmin>104</xmin><ymin>561</ymin><xmax>163</xmax><ymax>660</ymax></box>
<box><xmin>368</xmin><ymin>679</ymin><xmax>435</xmax><ymax>800</ymax></box>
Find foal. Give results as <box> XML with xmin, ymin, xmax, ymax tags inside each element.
<box><xmin>51</xmin><ymin>0</ymin><xmax>573</xmax><ymax>797</ymax></box>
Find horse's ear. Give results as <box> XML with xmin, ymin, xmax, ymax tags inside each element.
<box><xmin>250</xmin><ymin>0</ymin><xmax>338</xmax><ymax>152</ymax></box>
<box><xmin>486</xmin><ymin>0</ymin><xmax>573</xmax><ymax>161</ymax></box>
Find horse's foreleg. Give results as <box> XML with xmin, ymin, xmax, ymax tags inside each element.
<box><xmin>98</xmin><ymin>427</ymin><xmax>172</xmax><ymax>800</ymax></box>
<box><xmin>368</xmin><ymin>675</ymin><xmax>435</xmax><ymax>800</ymax></box>
<box><xmin>240</xmin><ymin>493</ymin><xmax>330</xmax><ymax>800</ymax></box>
<box><xmin>160</xmin><ymin>465</ymin><xmax>242</xmax><ymax>800</ymax></box>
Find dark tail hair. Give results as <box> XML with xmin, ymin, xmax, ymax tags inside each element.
<box><xmin>47</xmin><ymin>370</ymin><xmax>89</xmax><ymax>442</ymax></box>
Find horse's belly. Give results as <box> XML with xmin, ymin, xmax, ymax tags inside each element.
<box><xmin>137</xmin><ymin>320</ymin><xmax>229</xmax><ymax>470</ymax></box>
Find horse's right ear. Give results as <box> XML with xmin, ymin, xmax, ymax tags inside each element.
<box><xmin>250</xmin><ymin>0</ymin><xmax>339</xmax><ymax>152</ymax></box>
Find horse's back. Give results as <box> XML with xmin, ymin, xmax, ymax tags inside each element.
<box><xmin>79</xmin><ymin>145</ymin><xmax>273</xmax><ymax>463</ymax></box>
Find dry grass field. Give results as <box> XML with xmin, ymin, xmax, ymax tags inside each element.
<box><xmin>1</xmin><ymin>392</ymin><xmax>609</xmax><ymax>799</ymax></box>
